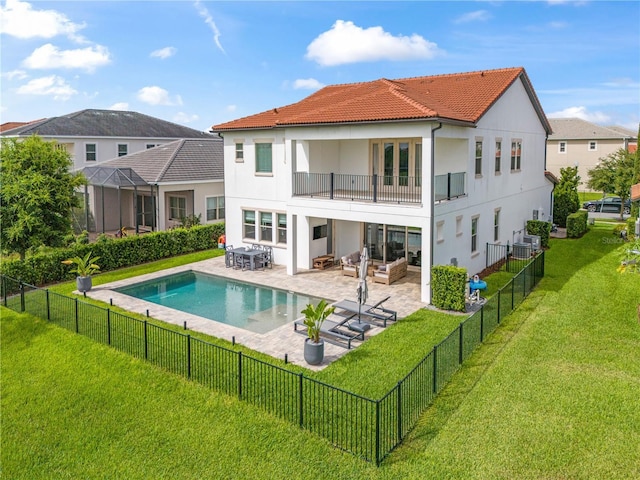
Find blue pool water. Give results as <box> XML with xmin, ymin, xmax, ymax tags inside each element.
<box><xmin>115</xmin><ymin>271</ymin><xmax>321</xmax><ymax>334</ymax></box>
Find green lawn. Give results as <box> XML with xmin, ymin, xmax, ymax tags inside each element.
<box><xmin>2</xmin><ymin>223</ymin><xmax>639</xmax><ymax>478</ymax></box>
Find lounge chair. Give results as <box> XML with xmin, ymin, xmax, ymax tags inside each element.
<box><xmin>293</xmin><ymin>312</ymin><xmax>370</xmax><ymax>349</ymax></box>
<box><xmin>332</xmin><ymin>296</ymin><xmax>397</xmax><ymax>327</ymax></box>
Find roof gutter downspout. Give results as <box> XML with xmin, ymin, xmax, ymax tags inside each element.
<box><xmin>429</xmin><ymin>122</ymin><xmax>443</xmax><ymax>305</ymax></box>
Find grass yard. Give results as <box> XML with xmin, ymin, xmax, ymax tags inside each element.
<box><xmin>2</xmin><ymin>223</ymin><xmax>639</xmax><ymax>478</ymax></box>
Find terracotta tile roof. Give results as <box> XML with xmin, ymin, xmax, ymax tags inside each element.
<box><xmin>213</xmin><ymin>67</ymin><xmax>550</xmax><ymax>132</ymax></box>
<box><xmin>0</xmin><ymin>119</ymin><xmax>45</xmax><ymax>133</ymax></box>
<box><xmin>632</xmin><ymin>183</ymin><xmax>640</xmax><ymax>202</ymax></box>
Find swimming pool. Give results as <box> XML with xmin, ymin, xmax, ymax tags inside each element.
<box><xmin>115</xmin><ymin>270</ymin><xmax>321</xmax><ymax>334</ymax></box>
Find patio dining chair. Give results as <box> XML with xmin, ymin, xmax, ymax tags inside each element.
<box><xmin>225</xmin><ymin>245</ymin><xmax>234</xmax><ymax>268</ymax></box>
<box><xmin>262</xmin><ymin>246</ymin><xmax>273</xmax><ymax>268</ymax></box>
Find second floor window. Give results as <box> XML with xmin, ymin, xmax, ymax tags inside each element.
<box><xmin>255</xmin><ymin>143</ymin><xmax>272</xmax><ymax>173</ymax></box>
<box><xmin>495</xmin><ymin>141</ymin><xmax>501</xmax><ymax>173</ymax></box>
<box><xmin>589</xmin><ymin>141</ymin><xmax>597</xmax><ymax>151</ymax></box>
<box><xmin>85</xmin><ymin>144</ymin><xmax>96</xmax><ymax>162</ymax></box>
<box><xmin>235</xmin><ymin>143</ymin><xmax>244</xmax><ymax>161</ymax></box>
<box><xmin>559</xmin><ymin>142</ymin><xmax>566</xmax><ymax>153</ymax></box>
<box><xmin>510</xmin><ymin>140</ymin><xmax>522</xmax><ymax>171</ymax></box>
<box><xmin>118</xmin><ymin>144</ymin><xmax>128</xmax><ymax>157</ymax></box>
<box><xmin>475</xmin><ymin>141</ymin><xmax>483</xmax><ymax>176</ymax></box>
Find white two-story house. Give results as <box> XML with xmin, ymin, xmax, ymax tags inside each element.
<box><xmin>212</xmin><ymin>67</ymin><xmax>553</xmax><ymax>303</ymax></box>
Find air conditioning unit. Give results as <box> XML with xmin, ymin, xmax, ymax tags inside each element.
<box><xmin>522</xmin><ymin>234</ymin><xmax>541</xmax><ymax>251</ymax></box>
<box><xmin>512</xmin><ymin>242</ymin><xmax>530</xmax><ymax>259</ymax></box>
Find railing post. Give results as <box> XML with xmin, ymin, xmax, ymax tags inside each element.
<box><xmin>397</xmin><ymin>381</ymin><xmax>403</xmax><ymax>441</ymax></box>
<box><xmin>329</xmin><ymin>172</ymin><xmax>334</xmax><ymax>200</ymax></box>
<box><xmin>144</xmin><ymin>320</ymin><xmax>148</xmax><ymax>360</ymax></box>
<box><xmin>238</xmin><ymin>351</ymin><xmax>243</xmax><ymax>400</ymax></box>
<box><xmin>447</xmin><ymin>173</ymin><xmax>452</xmax><ymax>200</ymax></box>
<box><xmin>375</xmin><ymin>400</ymin><xmax>381</xmax><ymax>466</ymax></box>
<box><xmin>187</xmin><ymin>335</ymin><xmax>191</xmax><ymax>378</ymax></box>
<box><xmin>2</xmin><ymin>276</ymin><xmax>6</xmax><ymax>307</ymax></box>
<box><xmin>20</xmin><ymin>282</ymin><xmax>25</xmax><ymax>312</ymax></box>
<box><xmin>511</xmin><ymin>280</ymin><xmax>515</xmax><ymax>310</ymax></box>
<box><xmin>107</xmin><ymin>310</ymin><xmax>111</xmax><ymax>345</ymax></box>
<box><xmin>497</xmin><ymin>290</ymin><xmax>501</xmax><ymax>324</ymax></box>
<box><xmin>75</xmin><ymin>298</ymin><xmax>79</xmax><ymax>332</ymax></box>
<box><xmin>433</xmin><ymin>345</ymin><xmax>438</xmax><ymax>393</ymax></box>
<box><xmin>46</xmin><ymin>290</ymin><xmax>50</xmax><ymax>321</ymax></box>
<box><xmin>458</xmin><ymin>323</ymin><xmax>464</xmax><ymax>364</ymax></box>
<box><xmin>298</xmin><ymin>373</ymin><xmax>304</xmax><ymax>427</ymax></box>
<box><xmin>480</xmin><ymin>305</ymin><xmax>484</xmax><ymax>342</ymax></box>
<box><xmin>373</xmin><ymin>174</ymin><xmax>378</xmax><ymax>203</ymax></box>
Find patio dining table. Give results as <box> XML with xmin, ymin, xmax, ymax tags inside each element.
<box><xmin>230</xmin><ymin>247</ymin><xmax>265</xmax><ymax>271</ymax></box>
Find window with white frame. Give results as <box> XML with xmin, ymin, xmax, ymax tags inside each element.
<box><xmin>169</xmin><ymin>196</ymin><xmax>186</xmax><ymax>220</ymax></box>
<box><xmin>243</xmin><ymin>210</ymin><xmax>256</xmax><ymax>239</ymax></box>
<box><xmin>456</xmin><ymin>215</ymin><xmax>463</xmax><ymax>237</ymax></box>
<box><xmin>85</xmin><ymin>144</ymin><xmax>96</xmax><ymax>162</ymax></box>
<box><xmin>260</xmin><ymin>212</ymin><xmax>273</xmax><ymax>242</ymax></box>
<box><xmin>588</xmin><ymin>141</ymin><xmax>597</xmax><ymax>151</ymax></box>
<box><xmin>414</xmin><ymin>143</ymin><xmax>422</xmax><ymax>187</ymax></box>
<box><xmin>494</xmin><ymin>209</ymin><xmax>500</xmax><ymax>242</ymax></box>
<box><xmin>436</xmin><ymin>220</ymin><xmax>444</xmax><ymax>243</ymax></box>
<box><xmin>471</xmin><ymin>216</ymin><xmax>479</xmax><ymax>253</ymax></box>
<box><xmin>558</xmin><ymin>142</ymin><xmax>566</xmax><ymax>153</ymax></box>
<box><xmin>206</xmin><ymin>196</ymin><xmax>225</xmax><ymax>221</ymax></box>
<box><xmin>277</xmin><ymin>213</ymin><xmax>287</xmax><ymax>244</ymax></box>
<box><xmin>510</xmin><ymin>140</ymin><xmax>522</xmax><ymax>171</ymax></box>
<box><xmin>146</xmin><ymin>143</ymin><xmax>161</xmax><ymax>149</ymax></box>
<box><xmin>117</xmin><ymin>144</ymin><xmax>128</xmax><ymax>157</ymax></box>
<box><xmin>235</xmin><ymin>143</ymin><xmax>244</xmax><ymax>161</ymax></box>
<box><xmin>475</xmin><ymin>140</ymin><xmax>483</xmax><ymax>176</ymax></box>
<box><xmin>495</xmin><ymin>140</ymin><xmax>502</xmax><ymax>173</ymax></box>
<box><xmin>255</xmin><ymin>143</ymin><xmax>272</xmax><ymax>173</ymax></box>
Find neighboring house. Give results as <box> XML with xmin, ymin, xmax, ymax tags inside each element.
<box><xmin>80</xmin><ymin>138</ymin><xmax>224</xmax><ymax>233</ymax></box>
<box><xmin>212</xmin><ymin>67</ymin><xmax>553</xmax><ymax>303</ymax></box>
<box><xmin>0</xmin><ymin>119</ymin><xmax>44</xmax><ymax>132</ymax></box>
<box><xmin>1</xmin><ymin>109</ymin><xmax>214</xmax><ymax>170</ymax></box>
<box><xmin>546</xmin><ymin>118</ymin><xmax>637</xmax><ymax>189</ymax></box>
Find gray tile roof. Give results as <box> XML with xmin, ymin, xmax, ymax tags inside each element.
<box><xmin>605</xmin><ymin>125</ymin><xmax>637</xmax><ymax>138</ymax></box>
<box><xmin>549</xmin><ymin>118</ymin><xmax>635</xmax><ymax>140</ymax></box>
<box><xmin>0</xmin><ymin>109</ymin><xmax>213</xmax><ymax>139</ymax></box>
<box><xmin>101</xmin><ymin>138</ymin><xmax>223</xmax><ymax>184</ymax></box>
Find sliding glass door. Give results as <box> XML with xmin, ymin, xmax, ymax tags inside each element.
<box><xmin>364</xmin><ymin>223</ymin><xmax>421</xmax><ymax>266</ymax></box>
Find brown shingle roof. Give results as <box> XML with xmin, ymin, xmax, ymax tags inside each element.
<box><xmin>212</xmin><ymin>67</ymin><xmax>550</xmax><ymax>132</ymax></box>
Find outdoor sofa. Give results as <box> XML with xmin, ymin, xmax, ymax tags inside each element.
<box><xmin>371</xmin><ymin>257</ymin><xmax>408</xmax><ymax>285</ymax></box>
<box><xmin>340</xmin><ymin>251</ymin><xmax>362</xmax><ymax>277</ymax></box>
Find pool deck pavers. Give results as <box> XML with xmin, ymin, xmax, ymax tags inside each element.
<box><xmin>85</xmin><ymin>256</ymin><xmax>426</xmax><ymax>371</ymax></box>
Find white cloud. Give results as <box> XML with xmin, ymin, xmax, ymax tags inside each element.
<box><xmin>306</xmin><ymin>20</ymin><xmax>441</xmax><ymax>66</ymax></box>
<box><xmin>547</xmin><ymin>106</ymin><xmax>611</xmax><ymax>124</ymax></box>
<box><xmin>0</xmin><ymin>0</ymin><xmax>86</xmax><ymax>42</ymax></box>
<box><xmin>2</xmin><ymin>69</ymin><xmax>28</xmax><ymax>80</ymax></box>
<box><xmin>173</xmin><ymin>112</ymin><xmax>199</xmax><ymax>124</ymax></box>
<box><xmin>453</xmin><ymin>10</ymin><xmax>492</xmax><ymax>24</ymax></box>
<box><xmin>137</xmin><ymin>86</ymin><xmax>183</xmax><ymax>106</ymax></box>
<box><xmin>293</xmin><ymin>78</ymin><xmax>325</xmax><ymax>90</ymax></box>
<box><xmin>150</xmin><ymin>47</ymin><xmax>177</xmax><ymax>59</ymax></box>
<box><xmin>16</xmin><ymin>75</ymin><xmax>77</xmax><ymax>100</ymax></box>
<box><xmin>226</xmin><ymin>105</ymin><xmax>237</xmax><ymax>113</ymax></box>
<box><xmin>194</xmin><ymin>0</ymin><xmax>225</xmax><ymax>54</ymax></box>
<box><xmin>22</xmin><ymin>43</ymin><xmax>111</xmax><ymax>73</ymax></box>
<box><xmin>109</xmin><ymin>102</ymin><xmax>129</xmax><ymax>111</ymax></box>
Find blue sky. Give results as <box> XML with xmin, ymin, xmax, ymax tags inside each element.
<box><xmin>1</xmin><ymin>0</ymin><xmax>639</xmax><ymax>132</ymax></box>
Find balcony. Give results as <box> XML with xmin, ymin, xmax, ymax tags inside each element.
<box><xmin>292</xmin><ymin>172</ymin><xmax>465</xmax><ymax>205</ymax></box>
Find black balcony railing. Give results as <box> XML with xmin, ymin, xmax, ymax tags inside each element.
<box><xmin>292</xmin><ymin>172</ymin><xmax>465</xmax><ymax>205</ymax></box>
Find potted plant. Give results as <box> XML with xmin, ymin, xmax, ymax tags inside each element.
<box><xmin>62</xmin><ymin>252</ymin><xmax>101</xmax><ymax>292</ymax></box>
<box><xmin>301</xmin><ymin>299</ymin><xmax>335</xmax><ymax>365</ymax></box>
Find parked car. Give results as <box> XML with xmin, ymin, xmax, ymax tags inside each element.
<box><xmin>582</xmin><ymin>196</ymin><xmax>631</xmax><ymax>214</ymax></box>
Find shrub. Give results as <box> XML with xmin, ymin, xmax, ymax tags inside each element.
<box><xmin>626</xmin><ymin>217</ymin><xmax>638</xmax><ymax>239</ymax></box>
<box><xmin>1</xmin><ymin>223</ymin><xmax>224</xmax><ymax>287</ymax></box>
<box><xmin>431</xmin><ymin>265</ymin><xmax>467</xmax><ymax>312</ymax></box>
<box><xmin>566</xmin><ymin>210</ymin><xmax>588</xmax><ymax>238</ymax></box>
<box><xmin>526</xmin><ymin>220</ymin><xmax>552</xmax><ymax>248</ymax></box>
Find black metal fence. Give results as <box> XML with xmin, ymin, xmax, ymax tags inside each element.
<box><xmin>1</xmin><ymin>252</ymin><xmax>543</xmax><ymax>465</ymax></box>
<box><xmin>485</xmin><ymin>242</ymin><xmax>539</xmax><ymax>273</ymax></box>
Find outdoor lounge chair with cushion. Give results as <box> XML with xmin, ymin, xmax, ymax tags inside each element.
<box><xmin>332</xmin><ymin>296</ymin><xmax>397</xmax><ymax>327</ymax></box>
<box><xmin>293</xmin><ymin>313</ymin><xmax>369</xmax><ymax>349</ymax></box>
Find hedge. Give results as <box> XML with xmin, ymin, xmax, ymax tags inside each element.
<box><xmin>431</xmin><ymin>265</ymin><xmax>467</xmax><ymax>312</ymax></box>
<box><xmin>526</xmin><ymin>220</ymin><xmax>552</xmax><ymax>248</ymax></box>
<box><xmin>566</xmin><ymin>210</ymin><xmax>588</xmax><ymax>238</ymax></box>
<box><xmin>0</xmin><ymin>224</ymin><xmax>224</xmax><ymax>287</ymax></box>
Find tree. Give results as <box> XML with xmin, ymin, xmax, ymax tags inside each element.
<box><xmin>553</xmin><ymin>166</ymin><xmax>581</xmax><ymax>228</ymax></box>
<box><xmin>587</xmin><ymin>148</ymin><xmax>637</xmax><ymax>220</ymax></box>
<box><xmin>1</xmin><ymin>135</ymin><xmax>86</xmax><ymax>260</ymax></box>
